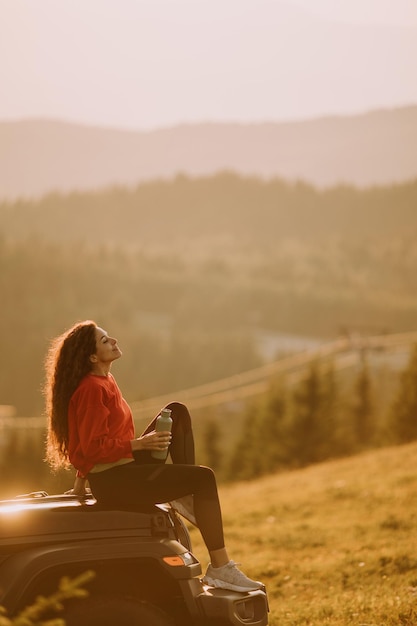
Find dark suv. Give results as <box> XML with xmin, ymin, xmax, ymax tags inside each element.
<box><xmin>0</xmin><ymin>491</ymin><xmax>269</xmax><ymax>625</ymax></box>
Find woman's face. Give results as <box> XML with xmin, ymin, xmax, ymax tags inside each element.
<box><xmin>91</xmin><ymin>326</ymin><xmax>122</xmax><ymax>366</ymax></box>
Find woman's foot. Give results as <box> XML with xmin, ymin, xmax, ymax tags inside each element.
<box><xmin>202</xmin><ymin>560</ymin><xmax>263</xmax><ymax>592</ymax></box>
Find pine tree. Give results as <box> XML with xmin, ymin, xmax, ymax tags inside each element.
<box><xmin>320</xmin><ymin>362</ymin><xmax>341</xmax><ymax>456</ymax></box>
<box><xmin>201</xmin><ymin>418</ymin><xmax>223</xmax><ymax>473</ymax></box>
<box><xmin>388</xmin><ymin>344</ymin><xmax>417</xmax><ymax>443</ymax></box>
<box><xmin>287</xmin><ymin>360</ymin><xmax>330</xmax><ymax>466</ymax></box>
<box><xmin>351</xmin><ymin>356</ymin><xmax>374</xmax><ymax>448</ymax></box>
<box><xmin>256</xmin><ymin>382</ymin><xmax>288</xmax><ymax>474</ymax></box>
<box><xmin>227</xmin><ymin>402</ymin><xmax>265</xmax><ymax>481</ymax></box>
<box><xmin>227</xmin><ymin>381</ymin><xmax>288</xmax><ymax>481</ymax></box>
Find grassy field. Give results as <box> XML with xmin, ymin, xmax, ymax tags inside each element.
<box><xmin>188</xmin><ymin>442</ymin><xmax>417</xmax><ymax>625</ymax></box>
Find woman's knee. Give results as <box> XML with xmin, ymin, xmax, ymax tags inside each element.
<box><xmin>197</xmin><ymin>465</ymin><xmax>217</xmax><ymax>491</ymax></box>
<box><xmin>166</xmin><ymin>401</ymin><xmax>192</xmax><ymax>431</ymax></box>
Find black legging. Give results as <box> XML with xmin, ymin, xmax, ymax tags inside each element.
<box><xmin>87</xmin><ymin>402</ymin><xmax>225</xmax><ymax>552</ymax></box>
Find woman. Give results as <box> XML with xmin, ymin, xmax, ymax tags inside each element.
<box><xmin>45</xmin><ymin>320</ymin><xmax>263</xmax><ymax>593</ymax></box>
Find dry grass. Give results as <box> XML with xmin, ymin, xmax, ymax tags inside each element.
<box><xmin>188</xmin><ymin>442</ymin><xmax>417</xmax><ymax>625</ymax></box>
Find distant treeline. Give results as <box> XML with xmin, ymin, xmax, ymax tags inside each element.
<box><xmin>1</xmin><ymin>173</ymin><xmax>417</xmax><ymax>417</ymax></box>
<box><xmin>1</xmin><ymin>172</ymin><xmax>417</xmax><ymax>247</ymax></box>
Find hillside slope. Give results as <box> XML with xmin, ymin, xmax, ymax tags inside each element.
<box><xmin>1</xmin><ymin>105</ymin><xmax>416</xmax><ymax>200</ymax></box>
<box><xmin>190</xmin><ymin>442</ymin><xmax>417</xmax><ymax>625</ymax></box>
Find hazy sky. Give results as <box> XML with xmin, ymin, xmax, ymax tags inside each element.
<box><xmin>1</xmin><ymin>0</ymin><xmax>416</xmax><ymax>130</ymax></box>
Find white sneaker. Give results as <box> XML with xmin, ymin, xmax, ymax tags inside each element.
<box><xmin>202</xmin><ymin>560</ymin><xmax>263</xmax><ymax>592</ymax></box>
<box><xmin>169</xmin><ymin>495</ymin><xmax>197</xmax><ymax>526</ymax></box>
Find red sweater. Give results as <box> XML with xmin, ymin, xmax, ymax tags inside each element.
<box><xmin>68</xmin><ymin>373</ymin><xmax>134</xmax><ymax>477</ymax></box>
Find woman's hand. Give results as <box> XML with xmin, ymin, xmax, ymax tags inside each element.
<box><xmin>131</xmin><ymin>430</ymin><xmax>172</xmax><ymax>452</ymax></box>
<box><xmin>66</xmin><ymin>476</ymin><xmax>90</xmax><ymax>496</ymax></box>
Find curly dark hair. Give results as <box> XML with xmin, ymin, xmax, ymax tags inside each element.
<box><xmin>44</xmin><ymin>320</ymin><xmax>97</xmax><ymax>470</ymax></box>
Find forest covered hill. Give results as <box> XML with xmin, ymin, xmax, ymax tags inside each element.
<box><xmin>1</xmin><ymin>105</ymin><xmax>416</xmax><ymax>200</ymax></box>
<box><xmin>1</xmin><ymin>171</ymin><xmax>416</xmax><ymax>250</ymax></box>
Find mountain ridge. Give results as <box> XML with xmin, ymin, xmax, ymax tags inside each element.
<box><xmin>1</xmin><ymin>105</ymin><xmax>416</xmax><ymax>200</ymax></box>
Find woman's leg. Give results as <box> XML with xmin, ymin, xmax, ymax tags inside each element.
<box><xmin>88</xmin><ymin>462</ymin><xmax>224</xmax><ymax>551</ymax></box>
<box><xmin>167</xmin><ymin>402</ymin><xmax>195</xmax><ymax>465</ymax></box>
<box><xmin>138</xmin><ymin>402</ymin><xmax>195</xmax><ymax>465</ymax></box>
<box><xmin>88</xmin><ymin>462</ymin><xmax>263</xmax><ymax>592</ymax></box>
